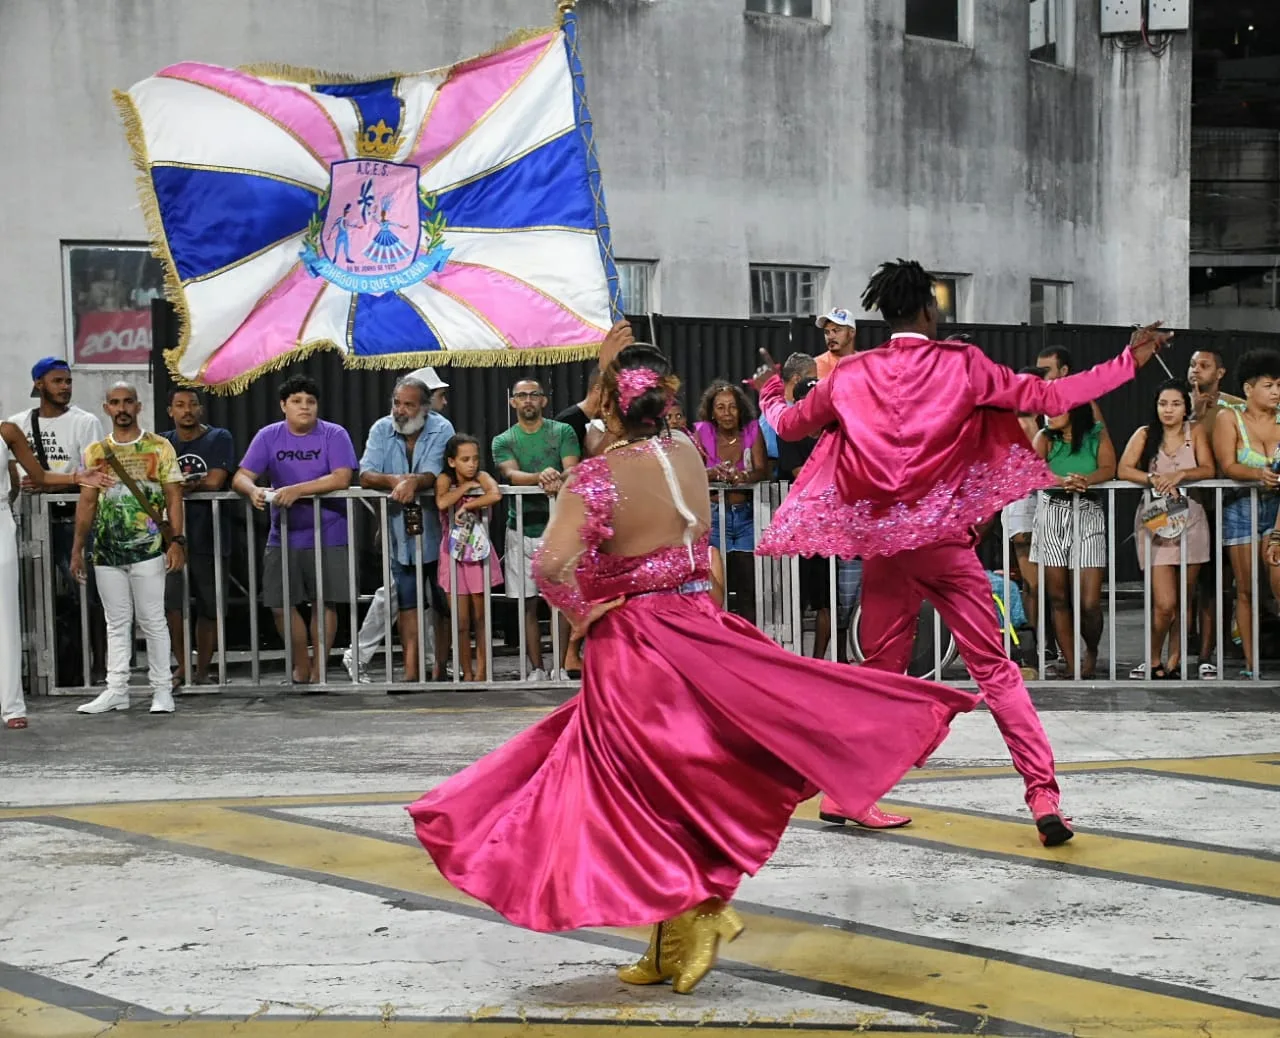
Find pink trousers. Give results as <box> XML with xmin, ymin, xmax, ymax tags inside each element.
<box><xmin>858</xmin><ymin>541</ymin><xmax>1059</xmax><ymax>809</ymax></box>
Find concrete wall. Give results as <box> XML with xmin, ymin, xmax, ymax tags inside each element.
<box><xmin>0</xmin><ymin>0</ymin><xmax>1191</xmax><ymax>409</ymax></box>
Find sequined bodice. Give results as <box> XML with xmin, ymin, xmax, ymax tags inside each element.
<box><xmin>581</xmin><ymin>533</ymin><xmax>712</xmax><ymax>602</ymax></box>
<box><xmin>533</xmin><ymin>439</ymin><xmax>713</xmax><ymax>622</ymax></box>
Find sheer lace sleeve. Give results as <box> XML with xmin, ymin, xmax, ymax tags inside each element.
<box><xmin>532</xmin><ymin>456</ymin><xmax>616</xmax><ymax>624</ymax></box>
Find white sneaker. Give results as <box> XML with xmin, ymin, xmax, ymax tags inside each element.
<box><xmin>77</xmin><ymin>690</ymin><xmax>130</xmax><ymax>714</ymax></box>
<box><xmin>557</xmin><ymin>668</ymin><xmax>572</xmax><ymax>682</ymax></box>
<box><xmin>342</xmin><ymin>649</ymin><xmax>372</xmax><ymax>684</ymax></box>
<box><xmin>526</xmin><ymin>668</ymin><xmax>548</xmax><ymax>682</ymax></box>
<box><xmin>149</xmin><ymin>689</ymin><xmax>176</xmax><ymax>714</ymax></box>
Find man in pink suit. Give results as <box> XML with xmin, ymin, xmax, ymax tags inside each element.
<box><xmin>758</xmin><ymin>259</ymin><xmax>1170</xmax><ymax>845</ymax></box>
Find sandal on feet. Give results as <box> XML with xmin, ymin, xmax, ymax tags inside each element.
<box><xmin>5</xmin><ymin>717</ymin><xmax>28</xmax><ymax>729</ymax></box>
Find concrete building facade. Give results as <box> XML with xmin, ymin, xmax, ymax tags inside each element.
<box><xmin>0</xmin><ymin>0</ymin><xmax>1190</xmax><ymax>404</ymax></box>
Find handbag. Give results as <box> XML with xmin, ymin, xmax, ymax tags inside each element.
<box><xmin>1140</xmin><ymin>489</ymin><xmax>1189</xmax><ymax>540</ymax></box>
<box><xmin>99</xmin><ymin>441</ymin><xmax>177</xmax><ymax>547</ymax></box>
<box><xmin>447</xmin><ymin>491</ymin><xmax>491</xmax><ymax>563</ymax></box>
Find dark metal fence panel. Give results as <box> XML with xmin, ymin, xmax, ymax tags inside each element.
<box><xmin>653</xmin><ymin>316</ymin><xmax>794</xmax><ymax>416</ymax></box>
<box><xmin>151</xmin><ymin>305</ymin><xmax>794</xmax><ymax>461</ymax></box>
<box><xmin>151</xmin><ymin>302</ymin><xmax>1280</xmax><ymax>591</ymax></box>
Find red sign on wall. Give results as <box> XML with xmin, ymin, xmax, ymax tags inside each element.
<box><xmin>73</xmin><ymin>309</ymin><xmax>152</xmax><ymax>366</ymax></box>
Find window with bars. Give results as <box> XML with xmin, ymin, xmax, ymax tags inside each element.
<box><xmin>615</xmin><ymin>260</ymin><xmax>657</xmax><ymax>315</ymax></box>
<box><xmin>750</xmin><ymin>265</ymin><xmax>826</xmax><ymax>318</ymax></box>
<box><xmin>1030</xmin><ymin>279</ymin><xmax>1072</xmax><ymax>324</ymax></box>
<box><xmin>745</xmin><ymin>0</ymin><xmax>829</xmax><ymax>21</ymax></box>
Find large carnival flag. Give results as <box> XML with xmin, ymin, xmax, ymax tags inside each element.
<box><xmin>115</xmin><ymin>7</ymin><xmax>619</xmax><ymax>392</ymax></box>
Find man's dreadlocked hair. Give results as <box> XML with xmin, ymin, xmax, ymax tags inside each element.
<box><xmin>860</xmin><ymin>259</ymin><xmax>936</xmax><ymax>325</ymax></box>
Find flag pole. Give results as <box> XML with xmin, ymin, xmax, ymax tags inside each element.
<box><xmin>557</xmin><ymin>0</ymin><xmax>577</xmax><ymax>24</ymax></box>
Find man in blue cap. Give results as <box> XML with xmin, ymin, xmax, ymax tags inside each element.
<box><xmin>8</xmin><ymin>357</ymin><xmax>107</xmax><ymax>685</ymax></box>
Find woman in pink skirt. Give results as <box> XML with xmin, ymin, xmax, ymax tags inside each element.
<box><xmin>435</xmin><ymin>435</ymin><xmax>503</xmax><ymax>682</ymax></box>
<box><xmin>409</xmin><ymin>344</ymin><xmax>979</xmax><ymax>994</ymax></box>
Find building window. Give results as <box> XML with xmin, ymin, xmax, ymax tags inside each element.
<box><xmin>931</xmin><ymin>274</ymin><xmax>968</xmax><ymax>323</ymax></box>
<box><xmin>1029</xmin><ymin>0</ymin><xmax>1073</xmax><ymax>65</ymax></box>
<box><xmin>1030</xmin><ymin>279</ymin><xmax>1072</xmax><ymax>324</ymax></box>
<box><xmin>906</xmin><ymin>0</ymin><xmax>961</xmax><ymax>42</ymax></box>
<box><xmin>1192</xmin><ymin>269</ymin><xmax>1280</xmax><ymax>310</ymax></box>
<box><xmin>62</xmin><ymin>243</ymin><xmax>165</xmax><ymax>367</ymax></box>
<box><xmin>745</xmin><ymin>0</ymin><xmax>830</xmax><ymax>21</ymax></box>
<box><xmin>750</xmin><ymin>265</ymin><xmax>826</xmax><ymax>318</ymax></box>
<box><xmin>616</xmin><ymin>260</ymin><xmax>657</xmax><ymax>315</ymax></box>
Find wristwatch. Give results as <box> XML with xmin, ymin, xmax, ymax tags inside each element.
<box><xmin>171</xmin><ymin>535</ymin><xmax>187</xmax><ymax>547</ymax></box>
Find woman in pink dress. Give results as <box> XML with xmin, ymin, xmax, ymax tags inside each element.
<box><xmin>1117</xmin><ymin>380</ymin><xmax>1215</xmax><ymax>678</ymax></box>
<box><xmin>409</xmin><ymin>344</ymin><xmax>980</xmax><ymax>994</ymax></box>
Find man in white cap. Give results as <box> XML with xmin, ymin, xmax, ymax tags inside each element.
<box><xmin>343</xmin><ymin>368</ymin><xmax>451</xmax><ymax>683</ymax></box>
<box><xmin>406</xmin><ymin>367</ymin><xmax>449</xmax><ymax>414</ymax></box>
<box><xmin>814</xmin><ymin>307</ymin><xmax>857</xmax><ymax>380</ymax></box>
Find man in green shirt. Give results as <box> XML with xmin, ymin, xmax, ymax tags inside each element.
<box><xmin>492</xmin><ymin>378</ymin><xmax>580</xmax><ymax>681</ymax></box>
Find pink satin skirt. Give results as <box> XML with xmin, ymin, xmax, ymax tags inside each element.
<box><xmin>408</xmin><ymin>590</ymin><xmax>977</xmax><ymax>932</ymax></box>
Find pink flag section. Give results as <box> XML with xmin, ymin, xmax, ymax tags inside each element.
<box><xmin>159</xmin><ymin>62</ymin><xmax>349</xmax><ymax>168</ymax></box>
<box><xmin>431</xmin><ymin>263</ymin><xmax>602</xmax><ymax>348</ymax></box>
<box><xmin>201</xmin><ymin>266</ymin><xmax>329</xmax><ymax>385</ymax></box>
<box><xmin>408</xmin><ymin>34</ymin><xmax>558</xmax><ymax>170</ymax></box>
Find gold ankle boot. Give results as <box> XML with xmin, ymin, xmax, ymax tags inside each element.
<box><xmin>617</xmin><ymin>918</ymin><xmax>686</xmax><ymax>985</ymax></box>
<box><xmin>671</xmin><ymin>898</ymin><xmax>745</xmax><ymax>995</ymax></box>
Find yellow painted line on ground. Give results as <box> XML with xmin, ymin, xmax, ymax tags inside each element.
<box><xmin>1138</xmin><ymin>755</ymin><xmax>1280</xmax><ymax>787</ymax></box>
<box><xmin>796</xmin><ymin>799</ymin><xmax>1280</xmax><ymax>900</ymax></box>
<box><xmin>0</xmin><ymin>1004</ymin><xmax>987</xmax><ymax>1038</ymax></box>
<box><xmin>0</xmin><ymin>791</ymin><xmax>419</xmax><ymax>820</ymax></box>
<box><xmin>902</xmin><ymin>752</ymin><xmax>1280</xmax><ymax>785</ymax></box>
<box><xmin>0</xmin><ymin>988</ymin><xmax>105</xmax><ymax>1038</ymax></box>
<box><xmin>3</xmin><ymin>753</ymin><xmax>1275</xmax><ymax>821</ymax></box>
<box><xmin>45</xmin><ymin>803</ymin><xmax>1280</xmax><ymax>1038</ymax></box>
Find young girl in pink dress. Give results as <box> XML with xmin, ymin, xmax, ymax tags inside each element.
<box><xmin>409</xmin><ymin>344</ymin><xmax>980</xmax><ymax>994</ymax></box>
<box><xmin>434</xmin><ymin>435</ymin><xmax>502</xmax><ymax>683</ymax></box>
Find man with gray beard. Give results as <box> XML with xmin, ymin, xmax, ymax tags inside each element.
<box><xmin>353</xmin><ymin>377</ymin><xmax>455</xmax><ymax>683</ymax></box>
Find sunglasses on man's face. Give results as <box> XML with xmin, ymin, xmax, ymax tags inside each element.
<box><xmin>512</xmin><ymin>391</ymin><xmax>544</xmax><ymax>401</ymax></box>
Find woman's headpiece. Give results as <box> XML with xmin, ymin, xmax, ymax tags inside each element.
<box><xmin>617</xmin><ymin>368</ymin><xmax>663</xmax><ymax>414</ymax></box>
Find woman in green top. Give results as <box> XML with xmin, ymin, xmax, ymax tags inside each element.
<box><xmin>1029</xmin><ymin>403</ymin><xmax>1117</xmax><ymax>678</ymax></box>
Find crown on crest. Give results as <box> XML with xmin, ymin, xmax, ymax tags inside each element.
<box><xmin>357</xmin><ymin>118</ymin><xmax>402</xmax><ymax>160</ymax></box>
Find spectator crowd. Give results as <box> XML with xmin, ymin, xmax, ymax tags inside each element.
<box><xmin>5</xmin><ymin>316</ymin><xmax>1280</xmax><ymax>728</ymax></box>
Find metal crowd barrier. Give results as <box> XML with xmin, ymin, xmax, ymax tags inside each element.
<box><xmin>14</xmin><ymin>477</ymin><xmax>1277</xmax><ymax>698</ymax></box>
<box><xmin>16</xmin><ymin>486</ymin><xmax>573</xmax><ymax>696</ymax></box>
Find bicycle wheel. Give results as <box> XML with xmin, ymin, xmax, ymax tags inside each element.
<box><xmin>848</xmin><ymin>600</ymin><xmax>959</xmax><ymax>680</ymax></box>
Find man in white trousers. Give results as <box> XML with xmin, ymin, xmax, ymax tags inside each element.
<box><xmin>71</xmin><ymin>383</ymin><xmax>186</xmax><ymax>714</ymax></box>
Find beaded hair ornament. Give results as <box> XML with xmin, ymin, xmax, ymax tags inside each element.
<box><xmin>616</xmin><ymin>368</ymin><xmax>670</xmax><ymax>415</ymax></box>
